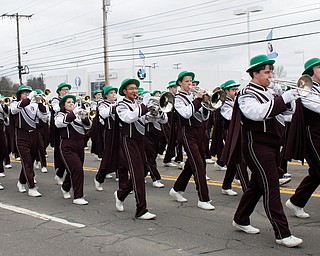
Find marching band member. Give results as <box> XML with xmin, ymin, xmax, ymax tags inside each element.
<box><xmin>51</xmin><ymin>82</ymin><xmax>71</xmax><ymax>185</ymax></box>
<box><xmin>94</xmin><ymin>85</ymin><xmax>118</xmax><ymax>191</ymax></box>
<box><xmin>0</xmin><ymin>97</ymin><xmax>9</xmax><ymax>188</ymax></box>
<box><xmin>55</xmin><ymin>94</ymin><xmax>92</xmax><ymax>205</ymax></box>
<box><xmin>34</xmin><ymin>89</ymin><xmax>50</xmax><ymax>173</ymax></box>
<box><xmin>90</xmin><ymin>89</ymin><xmax>103</xmax><ymax>111</ymax></box>
<box><xmin>169</xmin><ymin>71</ymin><xmax>215</xmax><ymax>210</ymax></box>
<box><xmin>144</xmin><ymin>98</ymin><xmax>168</xmax><ymax>188</ymax></box>
<box><xmin>219</xmin><ymin>80</ymin><xmax>249</xmax><ymax>195</ymax></box>
<box><xmin>285</xmin><ymin>57</ymin><xmax>320</xmax><ymax>219</ymax></box>
<box><xmin>11</xmin><ymin>85</ymin><xmax>49</xmax><ymax>197</ymax></box>
<box><xmin>224</xmin><ymin>54</ymin><xmax>302</xmax><ymax>247</ymax></box>
<box><xmin>89</xmin><ymin>89</ymin><xmax>104</xmax><ymax>159</ymax></box>
<box><xmin>162</xmin><ymin>81</ymin><xmax>183</xmax><ymax>168</ymax></box>
<box><xmin>114</xmin><ymin>78</ymin><xmax>156</xmax><ymax>220</ymax></box>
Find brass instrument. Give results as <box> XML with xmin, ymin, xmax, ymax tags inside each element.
<box><xmin>78</xmin><ymin>109</ymin><xmax>96</xmax><ymax>119</ymax></box>
<box><xmin>2</xmin><ymin>94</ymin><xmax>17</xmax><ymax>105</ymax></box>
<box><xmin>271</xmin><ymin>75</ymin><xmax>314</xmax><ymax>97</ymax></box>
<box><xmin>192</xmin><ymin>86</ymin><xmax>226</xmax><ymax>111</ymax></box>
<box><xmin>271</xmin><ymin>75</ymin><xmax>320</xmax><ymax>103</ymax></box>
<box><xmin>146</xmin><ymin>92</ymin><xmax>175</xmax><ymax>118</ymax></box>
<box><xmin>44</xmin><ymin>88</ymin><xmax>51</xmax><ymax>97</ymax></box>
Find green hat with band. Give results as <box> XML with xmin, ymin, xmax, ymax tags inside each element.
<box><xmin>192</xmin><ymin>80</ymin><xmax>200</xmax><ymax>85</ymax></box>
<box><xmin>119</xmin><ymin>78</ymin><xmax>140</xmax><ymax>96</ymax></box>
<box><xmin>152</xmin><ymin>89</ymin><xmax>161</xmax><ymax>96</ymax></box>
<box><xmin>35</xmin><ymin>89</ymin><xmax>43</xmax><ymax>94</ymax></box>
<box><xmin>56</xmin><ymin>82</ymin><xmax>71</xmax><ymax>93</ymax></box>
<box><xmin>93</xmin><ymin>89</ymin><xmax>103</xmax><ymax>96</ymax></box>
<box><xmin>302</xmin><ymin>57</ymin><xmax>320</xmax><ymax>75</ymax></box>
<box><xmin>167</xmin><ymin>80</ymin><xmax>177</xmax><ymax>88</ymax></box>
<box><xmin>103</xmin><ymin>86</ymin><xmax>118</xmax><ymax>98</ymax></box>
<box><xmin>16</xmin><ymin>85</ymin><xmax>32</xmax><ymax>95</ymax></box>
<box><xmin>221</xmin><ymin>80</ymin><xmax>240</xmax><ymax>90</ymax></box>
<box><xmin>176</xmin><ymin>71</ymin><xmax>195</xmax><ymax>85</ymax></box>
<box><xmin>246</xmin><ymin>54</ymin><xmax>275</xmax><ymax>73</ymax></box>
<box><xmin>59</xmin><ymin>94</ymin><xmax>76</xmax><ymax>107</ymax></box>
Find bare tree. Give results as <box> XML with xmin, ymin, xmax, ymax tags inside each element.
<box><xmin>26</xmin><ymin>76</ymin><xmax>45</xmax><ymax>90</ymax></box>
<box><xmin>0</xmin><ymin>77</ymin><xmax>20</xmax><ymax>96</ymax></box>
<box><xmin>273</xmin><ymin>65</ymin><xmax>287</xmax><ymax>78</ymax></box>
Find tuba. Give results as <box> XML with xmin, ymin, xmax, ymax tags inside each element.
<box><xmin>193</xmin><ymin>87</ymin><xmax>226</xmax><ymax>111</ymax></box>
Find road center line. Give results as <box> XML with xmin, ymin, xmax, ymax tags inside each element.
<box><xmin>0</xmin><ymin>202</ymin><xmax>86</xmax><ymax>228</ymax></box>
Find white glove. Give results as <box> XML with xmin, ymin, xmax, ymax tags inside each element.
<box><xmin>27</xmin><ymin>91</ymin><xmax>36</xmax><ymax>100</ymax></box>
<box><xmin>270</xmin><ymin>83</ymin><xmax>283</xmax><ymax>96</ymax></box>
<box><xmin>73</xmin><ymin>106</ymin><xmax>83</xmax><ymax>115</ymax></box>
<box><xmin>142</xmin><ymin>93</ymin><xmax>151</xmax><ymax>106</ymax></box>
<box><xmin>282</xmin><ymin>90</ymin><xmax>299</xmax><ymax>104</ymax></box>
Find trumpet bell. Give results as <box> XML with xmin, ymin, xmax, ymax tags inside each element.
<box><xmin>297</xmin><ymin>74</ymin><xmax>313</xmax><ymax>97</ymax></box>
<box><xmin>159</xmin><ymin>92</ymin><xmax>174</xmax><ymax>113</ymax></box>
<box><xmin>84</xmin><ymin>95</ymin><xmax>90</xmax><ymax>102</ymax></box>
<box><xmin>4</xmin><ymin>97</ymin><xmax>12</xmax><ymax>105</ymax></box>
<box><xmin>44</xmin><ymin>89</ymin><xmax>51</xmax><ymax>97</ymax></box>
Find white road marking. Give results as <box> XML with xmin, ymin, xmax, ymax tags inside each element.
<box><xmin>0</xmin><ymin>202</ymin><xmax>86</xmax><ymax>228</ymax></box>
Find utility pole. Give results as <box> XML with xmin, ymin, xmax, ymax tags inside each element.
<box><xmin>1</xmin><ymin>13</ymin><xmax>32</xmax><ymax>85</ymax></box>
<box><xmin>173</xmin><ymin>63</ymin><xmax>182</xmax><ymax>70</ymax></box>
<box><xmin>102</xmin><ymin>0</ymin><xmax>111</xmax><ymax>85</ymax></box>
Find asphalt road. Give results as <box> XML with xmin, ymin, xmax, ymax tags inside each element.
<box><xmin>0</xmin><ymin>148</ymin><xmax>319</xmax><ymax>256</ymax></box>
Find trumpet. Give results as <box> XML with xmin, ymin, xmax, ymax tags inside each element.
<box><xmin>44</xmin><ymin>88</ymin><xmax>51</xmax><ymax>97</ymax></box>
<box><xmin>192</xmin><ymin>87</ymin><xmax>226</xmax><ymax>111</ymax></box>
<box><xmin>2</xmin><ymin>94</ymin><xmax>17</xmax><ymax>105</ymax></box>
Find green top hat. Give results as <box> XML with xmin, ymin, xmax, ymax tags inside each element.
<box><xmin>152</xmin><ymin>89</ymin><xmax>161</xmax><ymax>96</ymax></box>
<box><xmin>137</xmin><ymin>87</ymin><xmax>145</xmax><ymax>95</ymax></box>
<box><xmin>167</xmin><ymin>80</ymin><xmax>177</xmax><ymax>88</ymax></box>
<box><xmin>103</xmin><ymin>85</ymin><xmax>118</xmax><ymax>98</ymax></box>
<box><xmin>246</xmin><ymin>54</ymin><xmax>275</xmax><ymax>73</ymax></box>
<box><xmin>59</xmin><ymin>94</ymin><xmax>76</xmax><ymax>107</ymax></box>
<box><xmin>93</xmin><ymin>89</ymin><xmax>103</xmax><ymax>96</ymax></box>
<box><xmin>56</xmin><ymin>82</ymin><xmax>71</xmax><ymax>94</ymax></box>
<box><xmin>221</xmin><ymin>80</ymin><xmax>240</xmax><ymax>90</ymax></box>
<box><xmin>35</xmin><ymin>89</ymin><xmax>43</xmax><ymax>94</ymax></box>
<box><xmin>176</xmin><ymin>71</ymin><xmax>195</xmax><ymax>85</ymax></box>
<box><xmin>192</xmin><ymin>80</ymin><xmax>200</xmax><ymax>85</ymax></box>
<box><xmin>16</xmin><ymin>85</ymin><xmax>32</xmax><ymax>95</ymax></box>
<box><xmin>119</xmin><ymin>78</ymin><xmax>140</xmax><ymax>96</ymax></box>
<box><xmin>302</xmin><ymin>58</ymin><xmax>320</xmax><ymax>75</ymax></box>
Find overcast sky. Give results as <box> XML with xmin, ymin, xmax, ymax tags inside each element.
<box><xmin>0</xmin><ymin>0</ymin><xmax>320</xmax><ymax>84</ymax></box>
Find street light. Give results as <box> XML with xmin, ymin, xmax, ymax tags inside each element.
<box><xmin>233</xmin><ymin>6</ymin><xmax>264</xmax><ymax>64</ymax></box>
<box><xmin>122</xmin><ymin>33</ymin><xmax>143</xmax><ymax>78</ymax></box>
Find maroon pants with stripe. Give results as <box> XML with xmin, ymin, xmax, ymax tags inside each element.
<box><xmin>234</xmin><ymin>130</ymin><xmax>291</xmax><ymax>239</ymax></box>
<box><xmin>15</xmin><ymin>129</ymin><xmax>38</xmax><ymax>188</ymax></box>
<box><xmin>173</xmin><ymin>126</ymin><xmax>210</xmax><ymax>202</ymax></box>
<box><xmin>117</xmin><ymin>136</ymin><xmax>148</xmax><ymax>217</ymax></box>
<box><xmin>290</xmin><ymin>125</ymin><xmax>320</xmax><ymax>207</ymax></box>
<box><xmin>144</xmin><ymin>131</ymin><xmax>161</xmax><ymax>181</ymax></box>
<box><xmin>59</xmin><ymin>138</ymin><xmax>85</xmax><ymax>199</ymax></box>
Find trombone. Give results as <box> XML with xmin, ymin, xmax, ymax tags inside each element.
<box><xmin>270</xmin><ymin>74</ymin><xmax>320</xmax><ymax>103</ymax></box>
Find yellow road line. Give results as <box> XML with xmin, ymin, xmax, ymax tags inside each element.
<box><xmin>11</xmin><ymin>158</ymin><xmax>320</xmax><ymax>197</ymax></box>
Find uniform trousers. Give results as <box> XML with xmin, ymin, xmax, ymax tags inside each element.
<box><xmin>54</xmin><ymin>127</ymin><xmax>66</xmax><ymax>178</ymax></box>
<box><xmin>15</xmin><ymin>129</ymin><xmax>38</xmax><ymax>188</ymax></box>
<box><xmin>144</xmin><ymin>131</ymin><xmax>161</xmax><ymax>181</ymax></box>
<box><xmin>117</xmin><ymin>136</ymin><xmax>148</xmax><ymax>217</ymax></box>
<box><xmin>222</xmin><ymin>163</ymin><xmax>249</xmax><ymax>192</ymax></box>
<box><xmin>36</xmin><ymin>126</ymin><xmax>49</xmax><ymax>168</ymax></box>
<box><xmin>59</xmin><ymin>138</ymin><xmax>85</xmax><ymax>199</ymax></box>
<box><xmin>0</xmin><ymin>123</ymin><xmax>6</xmax><ymax>173</ymax></box>
<box><xmin>234</xmin><ymin>130</ymin><xmax>291</xmax><ymax>239</ymax></box>
<box><xmin>290</xmin><ymin>125</ymin><xmax>320</xmax><ymax>207</ymax></box>
<box><xmin>4</xmin><ymin>124</ymin><xmax>11</xmax><ymax>165</ymax></box>
<box><xmin>173</xmin><ymin>126</ymin><xmax>210</xmax><ymax>202</ymax></box>
<box><xmin>96</xmin><ymin>129</ymin><xmax>114</xmax><ymax>183</ymax></box>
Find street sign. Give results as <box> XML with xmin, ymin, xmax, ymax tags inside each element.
<box><xmin>137</xmin><ymin>68</ymin><xmax>146</xmax><ymax>80</ymax></box>
<box><xmin>75</xmin><ymin>76</ymin><xmax>81</xmax><ymax>87</ymax></box>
